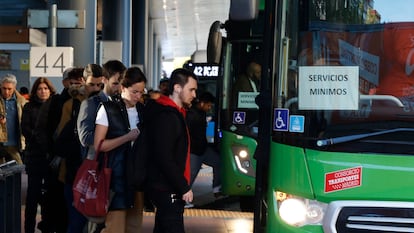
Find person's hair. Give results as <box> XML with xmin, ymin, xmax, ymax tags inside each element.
<box><xmin>102</xmin><ymin>60</ymin><xmax>126</xmax><ymax>80</ymax></box>
<box><xmin>121</xmin><ymin>67</ymin><xmax>147</xmax><ymax>88</ymax></box>
<box><xmin>62</xmin><ymin>67</ymin><xmax>73</xmax><ymax>80</ymax></box>
<box><xmin>1</xmin><ymin>73</ymin><xmax>17</xmax><ymax>86</ymax></box>
<box><xmin>148</xmin><ymin>89</ymin><xmax>160</xmax><ymax>94</ymax></box>
<box><xmin>198</xmin><ymin>91</ymin><xmax>215</xmax><ymax>103</ymax></box>
<box><xmin>168</xmin><ymin>68</ymin><xmax>197</xmax><ymax>95</ymax></box>
<box><xmin>67</xmin><ymin>68</ymin><xmax>85</xmax><ymax>81</ymax></box>
<box><xmin>29</xmin><ymin>77</ymin><xmax>56</xmax><ymax>100</ymax></box>
<box><xmin>159</xmin><ymin>77</ymin><xmax>169</xmax><ymax>85</ymax></box>
<box><xmin>83</xmin><ymin>64</ymin><xmax>103</xmax><ymax>78</ymax></box>
<box><xmin>19</xmin><ymin>86</ymin><xmax>29</xmax><ymax>94</ymax></box>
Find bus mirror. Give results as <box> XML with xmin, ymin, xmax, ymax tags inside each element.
<box><xmin>207</xmin><ymin>21</ymin><xmax>223</xmax><ymax>64</ymax></box>
<box><xmin>229</xmin><ymin>0</ymin><xmax>259</xmax><ymax>21</ymax></box>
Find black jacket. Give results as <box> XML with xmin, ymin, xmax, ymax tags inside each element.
<box><xmin>22</xmin><ymin>97</ymin><xmax>51</xmax><ymax>157</ymax></box>
<box><xmin>144</xmin><ymin>98</ymin><xmax>190</xmax><ymax>196</ymax></box>
<box><xmin>21</xmin><ymin>97</ymin><xmax>43</xmax><ymax>144</ymax></box>
<box><xmin>22</xmin><ymin>96</ymin><xmax>53</xmax><ymax>174</ymax></box>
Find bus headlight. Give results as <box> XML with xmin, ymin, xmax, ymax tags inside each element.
<box><xmin>232</xmin><ymin>146</ymin><xmax>254</xmax><ymax>176</ymax></box>
<box><xmin>276</xmin><ymin>191</ymin><xmax>327</xmax><ymax>227</ymax></box>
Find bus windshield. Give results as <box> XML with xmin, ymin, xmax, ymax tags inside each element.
<box><xmin>272</xmin><ymin>0</ymin><xmax>414</xmax><ymax>155</ymax></box>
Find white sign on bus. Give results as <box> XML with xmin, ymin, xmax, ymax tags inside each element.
<box><xmin>298</xmin><ymin>66</ymin><xmax>359</xmax><ymax>110</ymax></box>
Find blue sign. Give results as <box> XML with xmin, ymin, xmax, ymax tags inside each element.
<box><xmin>233</xmin><ymin>111</ymin><xmax>246</xmax><ymax>124</ymax></box>
<box><xmin>273</xmin><ymin>108</ymin><xmax>289</xmax><ymax>131</ymax></box>
<box><xmin>289</xmin><ymin>115</ymin><xmax>305</xmax><ymax>133</ymax></box>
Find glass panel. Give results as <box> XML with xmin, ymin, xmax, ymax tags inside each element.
<box><xmin>274</xmin><ymin>0</ymin><xmax>414</xmax><ymax>154</ymax></box>
<box><xmin>221</xmin><ymin>40</ymin><xmax>262</xmax><ymax>137</ymax></box>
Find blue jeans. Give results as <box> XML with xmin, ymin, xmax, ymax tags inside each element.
<box><xmin>64</xmin><ymin>184</ymin><xmax>88</xmax><ymax>233</ymax></box>
<box><xmin>189</xmin><ymin>146</ymin><xmax>221</xmax><ymax>191</ymax></box>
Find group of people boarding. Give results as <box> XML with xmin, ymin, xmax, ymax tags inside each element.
<box><xmin>0</xmin><ymin>59</ymin><xmax>221</xmax><ymax>233</ymax></box>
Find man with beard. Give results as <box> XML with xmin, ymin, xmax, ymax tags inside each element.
<box><xmin>145</xmin><ymin>68</ymin><xmax>197</xmax><ymax>233</ymax></box>
<box><xmin>76</xmin><ymin>60</ymin><xmax>126</xmax><ymax>233</ymax></box>
<box><xmin>77</xmin><ymin>60</ymin><xmax>126</xmax><ymax>160</ymax></box>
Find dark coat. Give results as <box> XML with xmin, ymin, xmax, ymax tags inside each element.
<box><xmin>46</xmin><ymin>88</ymin><xmax>71</xmax><ymax>143</ymax></box>
<box><xmin>21</xmin><ymin>96</ymin><xmax>51</xmax><ymax>174</ymax></box>
<box><xmin>144</xmin><ymin>99</ymin><xmax>191</xmax><ymax>196</ymax></box>
<box><xmin>21</xmin><ymin>97</ymin><xmax>44</xmax><ymax>146</ymax></box>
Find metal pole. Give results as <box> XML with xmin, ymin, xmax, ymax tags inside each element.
<box><xmin>58</xmin><ymin>0</ymin><xmax>96</xmax><ymax>66</ymax></box>
<box><xmin>253</xmin><ymin>0</ymin><xmax>277</xmax><ymax>232</ymax></box>
<box><xmin>48</xmin><ymin>4</ymin><xmax>57</xmax><ymax>47</ymax></box>
<box><xmin>121</xmin><ymin>0</ymin><xmax>132</xmax><ymax>66</ymax></box>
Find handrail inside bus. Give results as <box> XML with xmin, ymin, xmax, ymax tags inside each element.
<box><xmin>360</xmin><ymin>95</ymin><xmax>404</xmax><ymax>107</ymax></box>
<box><xmin>283</xmin><ymin>95</ymin><xmax>404</xmax><ymax>109</ymax></box>
<box><xmin>284</xmin><ymin>97</ymin><xmax>298</xmax><ymax>108</ymax></box>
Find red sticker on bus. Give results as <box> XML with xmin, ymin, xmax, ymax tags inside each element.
<box><xmin>324</xmin><ymin>167</ymin><xmax>362</xmax><ymax>193</ymax></box>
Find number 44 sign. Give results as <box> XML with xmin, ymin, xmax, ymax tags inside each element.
<box><xmin>30</xmin><ymin>47</ymin><xmax>74</xmax><ymax>77</ymax></box>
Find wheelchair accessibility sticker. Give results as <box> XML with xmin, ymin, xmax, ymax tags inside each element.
<box><xmin>274</xmin><ymin>108</ymin><xmax>288</xmax><ymax>131</ymax></box>
<box><xmin>273</xmin><ymin>109</ymin><xmax>305</xmax><ymax>133</ymax></box>
<box><xmin>233</xmin><ymin>111</ymin><xmax>246</xmax><ymax>124</ymax></box>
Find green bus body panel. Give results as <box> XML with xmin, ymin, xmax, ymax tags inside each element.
<box><xmin>220</xmin><ymin>130</ymin><xmax>257</xmax><ymax>196</ymax></box>
<box><xmin>270</xmin><ymin>142</ymin><xmax>414</xmax><ymax>201</ymax></box>
<box><xmin>268</xmin><ymin>143</ymin><xmax>314</xmax><ymax>198</ymax></box>
<box><xmin>266</xmin><ymin>141</ymin><xmax>414</xmax><ymax>233</ymax></box>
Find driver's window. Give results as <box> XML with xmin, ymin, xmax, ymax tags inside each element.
<box><xmin>230</xmin><ymin>43</ymin><xmax>262</xmax><ymax>109</ymax></box>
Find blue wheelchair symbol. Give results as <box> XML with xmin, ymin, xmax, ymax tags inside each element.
<box><xmin>274</xmin><ymin>108</ymin><xmax>289</xmax><ymax>131</ymax></box>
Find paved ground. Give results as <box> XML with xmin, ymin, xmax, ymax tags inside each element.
<box><xmin>16</xmin><ymin>165</ymin><xmax>253</xmax><ymax>233</ymax></box>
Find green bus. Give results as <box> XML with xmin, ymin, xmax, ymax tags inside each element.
<box><xmin>209</xmin><ymin>0</ymin><xmax>414</xmax><ymax>232</ymax></box>
<box><xmin>207</xmin><ymin>2</ymin><xmax>266</xmax><ymax>210</ymax></box>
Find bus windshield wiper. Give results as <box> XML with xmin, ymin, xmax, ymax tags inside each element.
<box><xmin>316</xmin><ymin>128</ymin><xmax>414</xmax><ymax>146</ymax></box>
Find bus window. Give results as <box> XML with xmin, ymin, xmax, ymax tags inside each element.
<box><xmin>231</xmin><ymin>61</ymin><xmax>262</xmax><ymax>109</ymax></box>
<box><xmin>272</xmin><ymin>0</ymin><xmax>414</xmax><ymax>154</ymax></box>
<box><xmin>221</xmin><ymin>41</ymin><xmax>262</xmax><ymax>137</ymax></box>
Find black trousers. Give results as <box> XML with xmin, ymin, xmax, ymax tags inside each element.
<box><xmin>25</xmin><ymin>157</ymin><xmax>67</xmax><ymax>233</ymax></box>
<box><xmin>25</xmin><ymin>171</ymin><xmax>46</xmax><ymax>233</ymax></box>
<box><xmin>149</xmin><ymin>189</ymin><xmax>185</xmax><ymax>233</ymax></box>
<box><xmin>24</xmin><ymin>157</ymin><xmax>49</xmax><ymax>233</ymax></box>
